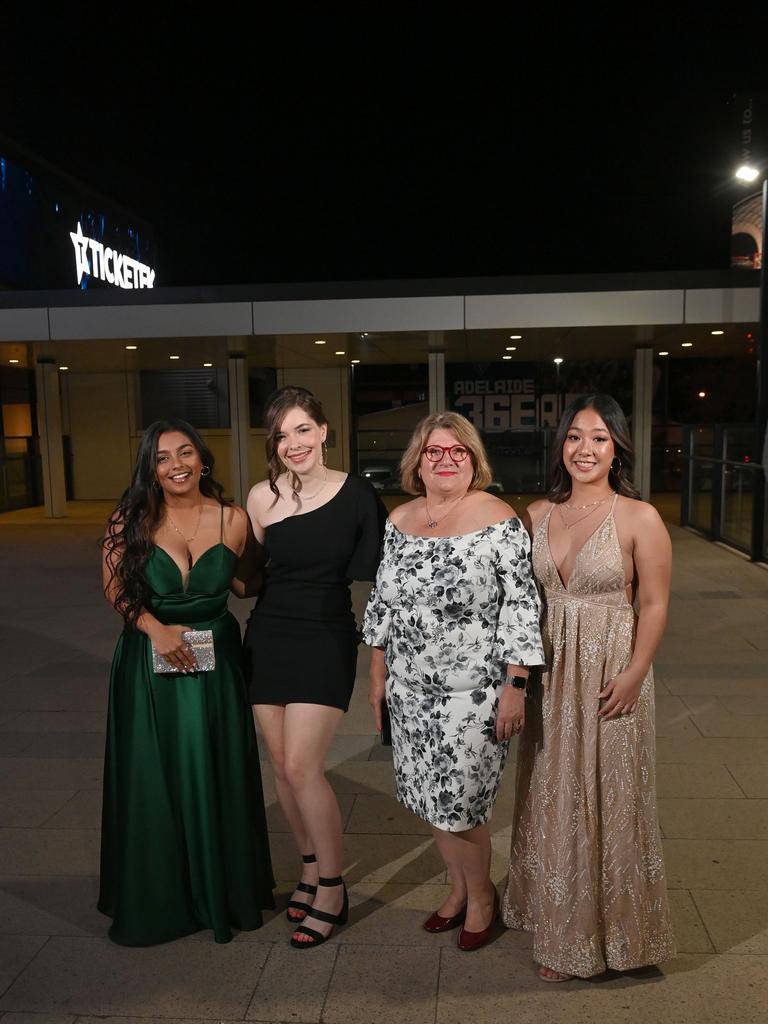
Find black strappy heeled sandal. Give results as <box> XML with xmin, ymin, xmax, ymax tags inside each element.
<box><xmin>286</xmin><ymin>853</ymin><xmax>318</xmax><ymax>923</ymax></box>
<box><xmin>290</xmin><ymin>875</ymin><xmax>348</xmax><ymax>949</ymax></box>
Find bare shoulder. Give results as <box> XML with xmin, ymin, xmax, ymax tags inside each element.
<box><xmin>470</xmin><ymin>491</ymin><xmax>517</xmax><ymax>527</ymax></box>
<box><xmin>388</xmin><ymin>498</ymin><xmax>420</xmax><ymax>528</ymax></box>
<box><xmin>225</xmin><ymin>503</ymin><xmax>249</xmax><ymax>529</ymax></box>
<box><xmin>617</xmin><ymin>495</ymin><xmax>666</xmax><ymax>530</ymax></box>
<box><xmin>523</xmin><ymin>497</ymin><xmax>551</xmax><ymax>532</ymax></box>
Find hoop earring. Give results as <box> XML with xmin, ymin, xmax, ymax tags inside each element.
<box><xmin>200</xmin><ymin>466</ymin><xmax>211</xmax><ymax>477</ymax></box>
<box><xmin>610</xmin><ymin>457</ymin><xmax>622</xmax><ymax>476</ymax></box>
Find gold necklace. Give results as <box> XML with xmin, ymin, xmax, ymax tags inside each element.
<box><xmin>294</xmin><ymin>468</ymin><xmax>328</xmax><ymax>501</ymax></box>
<box><xmin>564</xmin><ymin>493</ymin><xmax>612</xmax><ymax>511</ymax></box>
<box><xmin>165</xmin><ymin>504</ymin><xmax>203</xmax><ymax>543</ymax></box>
<box><xmin>557</xmin><ymin>496</ymin><xmax>610</xmax><ymax>531</ymax></box>
<box><xmin>425</xmin><ymin>492</ymin><xmax>467</xmax><ymax>529</ymax></box>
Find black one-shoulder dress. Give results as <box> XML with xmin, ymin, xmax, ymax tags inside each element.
<box><xmin>244</xmin><ymin>474</ymin><xmax>385</xmax><ymax>711</ymax></box>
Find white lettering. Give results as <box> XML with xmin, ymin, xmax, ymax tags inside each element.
<box><xmin>69</xmin><ymin>223</ymin><xmax>154</xmax><ymax>289</ymax></box>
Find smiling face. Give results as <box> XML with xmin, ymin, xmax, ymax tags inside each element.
<box><xmin>561</xmin><ymin>407</ymin><xmax>615</xmax><ymax>486</ymax></box>
<box><xmin>420</xmin><ymin>428</ymin><xmax>474</xmax><ymax>496</ymax></box>
<box><xmin>275</xmin><ymin>405</ymin><xmax>328</xmax><ymax>477</ymax></box>
<box><xmin>155</xmin><ymin>430</ymin><xmax>204</xmax><ymax>498</ymax></box>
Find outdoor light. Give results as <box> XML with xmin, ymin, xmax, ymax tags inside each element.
<box><xmin>681</xmin><ymin>342</ymin><xmax>693</xmax><ymax>348</ymax></box>
<box><xmin>314</xmin><ymin>339</ymin><xmax>326</xmax><ymax>345</ymax></box>
<box><xmin>553</xmin><ymin>357</ymin><xmax>564</xmax><ymax>364</ymax></box>
<box><xmin>698</xmin><ymin>391</ymin><xmax>707</xmax><ymax>398</ymax></box>
<box><xmin>170</xmin><ymin>355</ymin><xmax>180</xmax><ymax>360</ymax></box>
<box><xmin>506</xmin><ymin>346</ymin><xmax>516</xmax><ymax>351</ymax></box>
<box><xmin>711</xmin><ymin>330</ymin><xmax>724</xmax><ymax>336</ymax></box>
<box><xmin>509</xmin><ymin>334</ymin><xmax>522</xmax><ymax>339</ymax></box>
<box><xmin>658</xmin><ymin>351</ymin><xmax>669</xmax><ymax>356</ymax></box>
<box><xmin>59</xmin><ymin>366</ymin><xmax>69</xmax><ymax>371</ymax></box>
<box><xmin>736</xmin><ymin>165</ymin><xmax>760</xmax><ymax>183</ymax></box>
<box><xmin>125</xmin><ymin>344</ymin><xmax>137</xmax><ymax>350</ymax></box>
<box><xmin>503</xmin><ymin>355</ymin><xmax>512</xmax><ymax>361</ymax></box>
<box><xmin>361</xmin><ymin>332</ymin><xmax>369</xmax><ymax>337</ymax></box>
<box><xmin>351</xmin><ymin>359</ymin><xmax>361</xmax><ymax>364</ymax></box>
<box><xmin>9</xmin><ymin>358</ymin><xmax>19</xmax><ymax>364</ymax></box>
<box><xmin>335</xmin><ymin>350</ymin><xmax>345</xmax><ymax>355</ymax></box>
<box><xmin>203</xmin><ymin>362</ymin><xmax>213</xmax><ymax>367</ymax></box>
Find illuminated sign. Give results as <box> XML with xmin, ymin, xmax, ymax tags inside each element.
<box><xmin>69</xmin><ymin>222</ymin><xmax>155</xmax><ymax>289</ymax></box>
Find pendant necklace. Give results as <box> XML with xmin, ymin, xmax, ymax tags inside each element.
<box><xmin>557</xmin><ymin>495</ymin><xmax>610</xmax><ymax>531</ymax></box>
<box><xmin>165</xmin><ymin>504</ymin><xmax>203</xmax><ymax>543</ymax></box>
<box><xmin>425</xmin><ymin>492</ymin><xmax>467</xmax><ymax>529</ymax></box>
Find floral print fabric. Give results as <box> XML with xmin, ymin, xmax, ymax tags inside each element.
<box><xmin>362</xmin><ymin>517</ymin><xmax>544</xmax><ymax>831</ymax></box>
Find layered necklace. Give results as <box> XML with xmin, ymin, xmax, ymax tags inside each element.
<box><xmin>557</xmin><ymin>493</ymin><xmax>612</xmax><ymax>530</ymax></box>
<box><xmin>425</xmin><ymin>491</ymin><xmax>468</xmax><ymax>530</ymax></box>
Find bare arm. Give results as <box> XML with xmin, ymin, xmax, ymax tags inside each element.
<box><xmin>599</xmin><ymin>504</ymin><xmax>671</xmax><ymax>719</ymax></box>
<box><xmin>228</xmin><ymin>506</ymin><xmax>267</xmax><ymax>598</ymax></box>
<box><xmin>368</xmin><ymin>646</ymin><xmax>387</xmax><ymax>733</ymax></box>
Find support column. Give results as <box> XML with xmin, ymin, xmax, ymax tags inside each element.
<box><xmin>632</xmin><ymin>346</ymin><xmax>653</xmax><ymax>502</ymax></box>
<box><xmin>428</xmin><ymin>348</ymin><xmax>446</xmax><ymax>414</ymax></box>
<box><xmin>35</xmin><ymin>358</ymin><xmax>66</xmax><ymax>517</ymax></box>
<box><xmin>227</xmin><ymin>352</ymin><xmax>250</xmax><ymax>506</ymax></box>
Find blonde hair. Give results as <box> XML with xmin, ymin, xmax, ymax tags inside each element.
<box><xmin>400</xmin><ymin>412</ymin><xmax>493</xmax><ymax>496</ymax></box>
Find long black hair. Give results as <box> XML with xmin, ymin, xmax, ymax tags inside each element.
<box><xmin>103</xmin><ymin>418</ymin><xmax>228</xmax><ymax>625</ymax></box>
<box><xmin>547</xmin><ymin>394</ymin><xmax>640</xmax><ymax>503</ymax></box>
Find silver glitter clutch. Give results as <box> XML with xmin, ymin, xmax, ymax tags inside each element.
<box><xmin>151</xmin><ymin>629</ymin><xmax>216</xmax><ymax>674</ymax></box>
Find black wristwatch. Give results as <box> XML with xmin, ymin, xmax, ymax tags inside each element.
<box><xmin>506</xmin><ymin>675</ymin><xmax>528</xmax><ymax>689</ymax></box>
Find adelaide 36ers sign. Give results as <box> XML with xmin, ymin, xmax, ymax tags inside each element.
<box><xmin>70</xmin><ymin>222</ymin><xmax>155</xmax><ymax>289</ymax></box>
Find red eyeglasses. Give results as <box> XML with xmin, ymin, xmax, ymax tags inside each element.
<box><xmin>422</xmin><ymin>445</ymin><xmax>470</xmax><ymax>463</ymax></box>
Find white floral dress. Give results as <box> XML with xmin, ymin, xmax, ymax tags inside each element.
<box><xmin>362</xmin><ymin>517</ymin><xmax>544</xmax><ymax>831</ymax></box>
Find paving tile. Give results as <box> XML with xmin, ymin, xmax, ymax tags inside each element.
<box><xmin>0</xmin><ymin>829</ymin><xmax>100</xmax><ymax>876</ymax></box>
<box><xmin>436</xmin><ymin>950</ymin><xmax>768</xmax><ymax>1024</ymax></box>
<box><xmin>323</xmin><ymin>944</ymin><xmax>439</xmax><ymax>1024</ymax></box>
<box><xmin>0</xmin><ymin>937</ymin><xmax>271</xmax><ymax>1017</ymax></box>
<box><xmin>268</xmin><ymin>832</ymin><xmax>446</xmax><ymax>886</ymax></box>
<box><xmin>345</xmin><ymin>794</ymin><xmax>431</xmax><ymax>836</ymax></box>
<box><xmin>0</xmin><ymin>875</ymin><xmax>103</xmax><ymax>936</ymax></box>
<box><xmin>0</xmin><ymin>759</ymin><xmax>102</xmax><ymax>791</ymax></box>
<box><xmin>0</xmin><ymin>682</ymin><xmax>107</xmax><ymax>713</ymax></box>
<box><xmin>40</xmin><ymin>791</ymin><xmax>102</xmax><ymax>830</ymax></box>
<box><xmin>0</xmin><ymin>791</ymin><xmax>76</xmax><ymax>827</ymax></box>
<box><xmin>663</xmin><ymin>839</ymin><xmax>768</xmax><ymax>890</ymax></box>
<box><xmin>659</xmin><ymin>798</ymin><xmax>768</xmax><ymax>839</ymax></box>
<box><xmin>691</xmin><ymin>890</ymin><xmax>768</xmax><ymax>954</ymax></box>
<box><xmin>0</xmin><ymin>734</ymin><xmax>35</xmax><ymax>757</ymax></box>
<box><xmin>656</xmin><ymin>737</ymin><xmax>768</xmax><ymax>763</ymax></box>
<box><xmin>0</xmin><ymin>713</ymin><xmax>106</xmax><ymax>734</ymax></box>
<box><xmin>689</xmin><ymin>709</ymin><xmax>768</xmax><ymax>738</ymax></box>
<box><xmin>726</xmin><ymin>764</ymin><xmax>768</xmax><ymax>798</ymax></box>
<box><xmin>720</xmin><ymin>696</ymin><xmax>768</xmax><ymax>717</ymax></box>
<box><xmin>15</xmin><ymin>734</ymin><xmax>106</xmax><ymax>759</ymax></box>
<box><xmin>656</xmin><ymin>763</ymin><xmax>744</xmax><ymax>799</ymax></box>
<box><xmin>265</xmin><ymin>793</ymin><xmax>354</xmax><ymax>834</ymax></box>
<box><xmin>326</xmin><ymin>762</ymin><xmax>398</xmax><ymax>796</ymax></box>
<box><xmin>1</xmin><ymin>1014</ymin><xmax>75</xmax><ymax>1024</ymax></box>
<box><xmin>245</xmin><ymin>941</ymin><xmax>337</xmax><ymax>1021</ymax></box>
<box><xmin>667</xmin><ymin>889</ymin><xmax>713</xmax><ymax>953</ymax></box>
<box><xmin>0</xmin><ymin>935</ymin><xmax>49</xmax><ymax>998</ymax></box>
<box><xmin>654</xmin><ymin>695</ymin><xmax>698</xmax><ymax>737</ymax></box>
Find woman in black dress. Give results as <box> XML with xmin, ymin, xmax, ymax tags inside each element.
<box><xmin>244</xmin><ymin>386</ymin><xmax>384</xmax><ymax>949</ymax></box>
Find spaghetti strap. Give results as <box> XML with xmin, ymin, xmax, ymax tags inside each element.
<box><xmin>611</xmin><ymin>492</ymin><xmax>619</xmax><ymax>512</ymax></box>
<box><xmin>219</xmin><ymin>503</ymin><xmax>224</xmax><ymax>544</ymax></box>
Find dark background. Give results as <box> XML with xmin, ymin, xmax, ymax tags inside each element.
<box><xmin>2</xmin><ymin>7</ymin><xmax>768</xmax><ymax>287</ymax></box>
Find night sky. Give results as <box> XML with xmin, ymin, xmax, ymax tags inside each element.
<box><xmin>3</xmin><ymin>8</ymin><xmax>768</xmax><ymax>287</ymax></box>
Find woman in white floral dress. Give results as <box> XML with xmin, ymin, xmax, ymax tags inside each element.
<box><xmin>364</xmin><ymin>412</ymin><xmax>544</xmax><ymax>951</ymax></box>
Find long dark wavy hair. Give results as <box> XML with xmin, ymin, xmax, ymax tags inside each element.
<box><xmin>547</xmin><ymin>394</ymin><xmax>640</xmax><ymax>503</ymax></box>
<box><xmin>103</xmin><ymin>418</ymin><xmax>227</xmax><ymax>625</ymax></box>
<box><xmin>263</xmin><ymin>385</ymin><xmax>328</xmax><ymax>499</ymax></box>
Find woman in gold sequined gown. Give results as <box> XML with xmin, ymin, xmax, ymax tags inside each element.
<box><xmin>503</xmin><ymin>395</ymin><xmax>675</xmax><ymax>981</ymax></box>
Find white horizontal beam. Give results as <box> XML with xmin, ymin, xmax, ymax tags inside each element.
<box><xmin>0</xmin><ymin>307</ymin><xmax>50</xmax><ymax>341</ymax></box>
<box><xmin>465</xmin><ymin>290</ymin><xmax>685</xmax><ymax>329</ymax></box>
<box><xmin>251</xmin><ymin>296</ymin><xmax>464</xmax><ymax>335</ymax></box>
<box><xmin>684</xmin><ymin>287</ymin><xmax>760</xmax><ymax>324</ymax></box>
<box><xmin>48</xmin><ymin>302</ymin><xmax>252</xmax><ymax>340</ymax></box>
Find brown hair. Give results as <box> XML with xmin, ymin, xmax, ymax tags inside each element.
<box><xmin>547</xmin><ymin>394</ymin><xmax>640</xmax><ymax>503</ymax></box>
<box><xmin>263</xmin><ymin>386</ymin><xmax>329</xmax><ymax>498</ymax></box>
<box><xmin>399</xmin><ymin>412</ymin><xmax>493</xmax><ymax>496</ymax></box>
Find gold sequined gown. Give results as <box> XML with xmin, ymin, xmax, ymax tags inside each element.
<box><xmin>502</xmin><ymin>498</ymin><xmax>675</xmax><ymax>977</ymax></box>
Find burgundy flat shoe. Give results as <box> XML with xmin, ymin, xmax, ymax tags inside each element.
<box><xmin>457</xmin><ymin>890</ymin><xmax>500</xmax><ymax>951</ymax></box>
<box><xmin>423</xmin><ymin>905</ymin><xmax>467</xmax><ymax>933</ymax></box>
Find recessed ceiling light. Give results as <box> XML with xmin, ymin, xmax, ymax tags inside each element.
<box><xmin>711</xmin><ymin>330</ymin><xmax>724</xmax><ymax>336</ymax></box>
<box><xmin>554</xmin><ymin>357</ymin><xmax>564</xmax><ymax>364</ymax></box>
<box><xmin>125</xmin><ymin>344</ymin><xmax>137</xmax><ymax>350</ymax></box>
<box><xmin>203</xmin><ymin>362</ymin><xmax>213</xmax><ymax>367</ymax></box>
<box><xmin>315</xmin><ymin>339</ymin><xmax>326</xmax><ymax>345</ymax></box>
<box><xmin>658</xmin><ymin>351</ymin><xmax>669</xmax><ymax>356</ymax></box>
<box><xmin>335</xmin><ymin>350</ymin><xmax>345</xmax><ymax>355</ymax></box>
<box><xmin>502</xmin><ymin>355</ymin><xmax>512</xmax><ymax>360</ymax></box>
<box><xmin>509</xmin><ymin>334</ymin><xmax>522</xmax><ymax>340</ymax></box>
<box><xmin>9</xmin><ymin>358</ymin><xmax>19</xmax><ymax>364</ymax></box>
<box><xmin>506</xmin><ymin>346</ymin><xmax>516</xmax><ymax>351</ymax></box>
<box><xmin>170</xmin><ymin>355</ymin><xmax>180</xmax><ymax>360</ymax></box>
<box><xmin>681</xmin><ymin>342</ymin><xmax>693</xmax><ymax>348</ymax></box>
<box><xmin>58</xmin><ymin>365</ymin><xmax>69</xmax><ymax>371</ymax></box>
<box><xmin>698</xmin><ymin>391</ymin><xmax>706</xmax><ymax>398</ymax></box>
<box><xmin>351</xmin><ymin>359</ymin><xmax>361</xmax><ymax>364</ymax></box>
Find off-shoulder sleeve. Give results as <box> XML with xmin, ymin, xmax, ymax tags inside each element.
<box><xmin>492</xmin><ymin>517</ymin><xmax>545</xmax><ymax>667</ymax></box>
<box><xmin>345</xmin><ymin>479</ymin><xmax>388</xmax><ymax>581</ymax></box>
<box><xmin>361</xmin><ymin>523</ymin><xmax>395</xmax><ymax>647</ymax></box>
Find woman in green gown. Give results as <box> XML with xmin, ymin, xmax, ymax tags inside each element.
<box><xmin>99</xmin><ymin>418</ymin><xmax>274</xmax><ymax>945</ymax></box>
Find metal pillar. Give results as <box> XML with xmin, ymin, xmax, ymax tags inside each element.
<box><xmin>632</xmin><ymin>346</ymin><xmax>653</xmax><ymax>502</ymax></box>
<box><xmin>35</xmin><ymin>358</ymin><xmax>66</xmax><ymax>517</ymax></box>
<box><xmin>227</xmin><ymin>352</ymin><xmax>250</xmax><ymax>506</ymax></box>
<box><xmin>428</xmin><ymin>350</ymin><xmax>445</xmax><ymax>414</ymax></box>
<box><xmin>752</xmin><ymin>176</ymin><xmax>768</xmax><ymax>561</ymax></box>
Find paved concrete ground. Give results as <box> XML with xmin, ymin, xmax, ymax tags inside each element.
<box><xmin>1</xmin><ymin>509</ymin><xmax>767</xmax><ymax>1023</ymax></box>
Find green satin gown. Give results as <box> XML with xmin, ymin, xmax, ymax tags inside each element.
<box><xmin>98</xmin><ymin>534</ymin><xmax>275</xmax><ymax>946</ymax></box>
